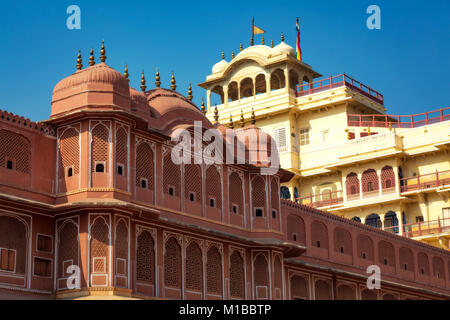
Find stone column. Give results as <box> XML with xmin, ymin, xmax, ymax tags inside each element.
<box><xmin>206</xmin><ymin>89</ymin><xmax>211</xmax><ymax>111</ymax></box>
<box><xmin>223</xmin><ymin>85</ymin><xmax>229</xmax><ymax>107</ymax></box>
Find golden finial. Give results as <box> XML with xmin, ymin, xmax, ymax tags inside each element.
<box><xmin>240</xmin><ymin>110</ymin><xmax>245</xmax><ymax>128</ymax></box>
<box><xmin>345</xmin><ymin>129</ymin><xmax>351</xmax><ymax>140</ymax></box>
<box><xmin>187</xmin><ymin>83</ymin><xmax>193</xmax><ymax>101</ymax></box>
<box><xmin>222</xmin><ymin>51</ymin><xmax>225</xmax><ymax>60</ymax></box>
<box><xmin>124</xmin><ymin>65</ymin><xmax>129</xmax><ymax>82</ymax></box>
<box><xmin>240</xmin><ymin>42</ymin><xmax>243</xmax><ymax>51</ymax></box>
<box><xmin>271</xmin><ymin>40</ymin><xmax>274</xmax><ymax>48</ymax></box>
<box><xmin>229</xmin><ymin>114</ymin><xmax>234</xmax><ymax>129</ymax></box>
<box><xmin>281</xmin><ymin>33</ymin><xmax>285</xmax><ymax>42</ymax></box>
<box><xmin>155</xmin><ymin>68</ymin><xmax>161</xmax><ymax>88</ymax></box>
<box><xmin>251</xmin><ymin>108</ymin><xmax>256</xmax><ymax>125</ymax></box>
<box><xmin>261</xmin><ymin>35</ymin><xmax>265</xmax><ymax>45</ymax></box>
<box><xmin>214</xmin><ymin>105</ymin><xmax>219</xmax><ymax>123</ymax></box>
<box><xmin>232</xmin><ymin>51</ymin><xmax>235</xmax><ymax>59</ymax></box>
<box><xmin>201</xmin><ymin>98</ymin><xmax>206</xmax><ymax>114</ymax></box>
<box><xmin>388</xmin><ymin>121</ymin><xmax>392</xmax><ymax>131</ymax></box>
<box><xmin>367</xmin><ymin>126</ymin><xmax>371</xmax><ymax>135</ymax></box>
<box><xmin>171</xmin><ymin>72</ymin><xmax>177</xmax><ymax>91</ymax></box>
<box><xmin>140</xmin><ymin>71</ymin><xmax>147</xmax><ymax>92</ymax></box>
<box><xmin>100</xmin><ymin>40</ymin><xmax>106</xmax><ymax>63</ymax></box>
<box><xmin>250</xmin><ymin>37</ymin><xmax>254</xmax><ymax>46</ymax></box>
<box><xmin>76</xmin><ymin>51</ymin><xmax>83</xmax><ymax>70</ymax></box>
<box><xmin>89</xmin><ymin>49</ymin><xmax>95</xmax><ymax>66</ymax></box>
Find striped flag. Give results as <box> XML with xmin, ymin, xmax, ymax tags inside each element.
<box><xmin>296</xmin><ymin>17</ymin><xmax>302</xmax><ymax>61</ymax></box>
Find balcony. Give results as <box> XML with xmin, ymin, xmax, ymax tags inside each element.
<box><xmin>400</xmin><ymin>170</ymin><xmax>450</xmax><ymax>193</ymax></box>
<box><xmin>402</xmin><ymin>217</ymin><xmax>450</xmax><ymax>239</ymax></box>
<box><xmin>296</xmin><ymin>73</ymin><xmax>384</xmax><ymax>105</ymax></box>
<box><xmin>297</xmin><ymin>191</ymin><xmax>343</xmax><ymax>209</ymax></box>
<box><xmin>348</xmin><ymin>107</ymin><xmax>450</xmax><ymax>129</ymax></box>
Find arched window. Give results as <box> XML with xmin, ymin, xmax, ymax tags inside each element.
<box><xmin>270</xmin><ymin>69</ymin><xmax>285</xmax><ymax>90</ymax></box>
<box><xmin>381</xmin><ymin>166</ymin><xmax>395</xmax><ymax>191</ymax></box>
<box><xmin>229</xmin><ymin>172</ymin><xmax>243</xmax><ymax>215</ymax></box>
<box><xmin>240</xmin><ymin>78</ymin><xmax>254</xmax><ymax>98</ymax></box>
<box><xmin>352</xmin><ymin>217</ymin><xmax>362</xmax><ymax>223</ymax></box>
<box><xmin>311</xmin><ymin>221</ymin><xmax>328</xmax><ymax>249</ymax></box>
<box><xmin>346</xmin><ymin>173</ymin><xmax>360</xmax><ymax>199</ymax></box>
<box><xmin>252</xmin><ymin>176</ymin><xmax>266</xmax><ymax>216</ymax></box>
<box><xmin>384</xmin><ymin>211</ymin><xmax>399</xmax><ymax>234</ymax></box>
<box><xmin>115</xmin><ymin>220</ymin><xmax>128</xmax><ymax>282</ymax></box>
<box><xmin>211</xmin><ymin>85</ymin><xmax>224</xmax><ymax>104</ymax></box>
<box><xmin>255</xmin><ymin>74</ymin><xmax>267</xmax><ymax>95</ymax></box>
<box><xmin>164</xmin><ymin>237</ymin><xmax>182</xmax><ymax>288</ymax></box>
<box><xmin>0</xmin><ymin>130</ymin><xmax>31</xmax><ymax>174</ymax></box>
<box><xmin>399</xmin><ymin>247</ymin><xmax>414</xmax><ymax>272</ymax></box>
<box><xmin>365</xmin><ymin>214</ymin><xmax>382</xmax><ymax>229</ymax></box>
<box><xmin>185</xmin><ymin>242</ymin><xmax>203</xmax><ymax>292</ymax></box>
<box><xmin>432</xmin><ymin>257</ymin><xmax>445</xmax><ymax>280</ymax></box>
<box><xmin>230</xmin><ymin>251</ymin><xmax>245</xmax><ymax>299</ymax></box>
<box><xmin>418</xmin><ymin>252</ymin><xmax>429</xmax><ymax>276</ymax></box>
<box><xmin>334</xmin><ymin>227</ymin><xmax>352</xmax><ymax>256</ymax></box>
<box><xmin>115</xmin><ymin>127</ymin><xmax>128</xmax><ymax>178</ymax></box>
<box><xmin>287</xmin><ymin>215</ymin><xmax>306</xmax><ymax>245</ymax></box>
<box><xmin>206</xmin><ymin>166</ymin><xmax>222</xmax><ymax>209</ymax></box>
<box><xmin>58</xmin><ymin>127</ymin><xmax>79</xmax><ymax>192</ymax></box>
<box><xmin>57</xmin><ymin>220</ymin><xmax>78</xmax><ymax>278</ymax></box>
<box><xmin>357</xmin><ymin>234</ymin><xmax>374</xmax><ymax>261</ymax></box>
<box><xmin>136</xmin><ymin>142</ymin><xmax>154</xmax><ymax>190</ymax></box>
<box><xmin>163</xmin><ymin>154</ymin><xmax>180</xmax><ymax>196</ymax></box>
<box><xmin>136</xmin><ymin>231</ymin><xmax>155</xmax><ymax>284</ymax></box>
<box><xmin>0</xmin><ymin>216</ymin><xmax>27</xmax><ymax>274</ymax></box>
<box><xmin>90</xmin><ymin>217</ymin><xmax>109</xmax><ymax>277</ymax></box>
<box><xmin>291</xmin><ymin>276</ymin><xmax>308</xmax><ymax>300</ymax></box>
<box><xmin>362</xmin><ymin>169</ymin><xmax>379</xmax><ymax>193</ymax></box>
<box><xmin>289</xmin><ymin>70</ymin><xmax>299</xmax><ymax>90</ymax></box>
<box><xmin>336</xmin><ymin>284</ymin><xmax>356</xmax><ymax>300</ymax></box>
<box><xmin>378</xmin><ymin>240</ymin><xmax>395</xmax><ymax>268</ymax></box>
<box><xmin>280</xmin><ymin>186</ymin><xmax>291</xmax><ymax>200</ymax></box>
<box><xmin>228</xmin><ymin>82</ymin><xmax>238</xmax><ymax>102</ymax></box>
<box><xmin>314</xmin><ymin>280</ymin><xmax>331</xmax><ymax>300</ymax></box>
<box><xmin>254</xmin><ymin>254</ymin><xmax>269</xmax><ymax>299</ymax></box>
<box><xmin>206</xmin><ymin>246</ymin><xmax>222</xmax><ymax>295</ymax></box>
<box><xmin>273</xmin><ymin>256</ymin><xmax>282</xmax><ymax>298</ymax></box>
<box><xmin>185</xmin><ymin>164</ymin><xmax>202</xmax><ymax>203</ymax></box>
<box><xmin>91</xmin><ymin>124</ymin><xmax>109</xmax><ymax>178</ymax></box>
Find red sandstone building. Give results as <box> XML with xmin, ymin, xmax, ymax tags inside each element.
<box><xmin>0</xmin><ymin>46</ymin><xmax>449</xmax><ymax>300</ymax></box>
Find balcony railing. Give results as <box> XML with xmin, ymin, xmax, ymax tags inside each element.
<box><xmin>402</xmin><ymin>217</ymin><xmax>450</xmax><ymax>238</ymax></box>
<box><xmin>297</xmin><ymin>190</ymin><xmax>344</xmax><ymax>208</ymax></box>
<box><xmin>400</xmin><ymin>170</ymin><xmax>450</xmax><ymax>193</ymax></box>
<box><xmin>348</xmin><ymin>107</ymin><xmax>450</xmax><ymax>129</ymax></box>
<box><xmin>296</xmin><ymin>73</ymin><xmax>384</xmax><ymax>105</ymax></box>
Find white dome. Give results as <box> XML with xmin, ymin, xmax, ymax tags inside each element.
<box><xmin>272</xmin><ymin>42</ymin><xmax>295</xmax><ymax>57</ymax></box>
<box><xmin>212</xmin><ymin>59</ymin><xmax>229</xmax><ymax>74</ymax></box>
<box><xmin>235</xmin><ymin>45</ymin><xmax>272</xmax><ymax>59</ymax></box>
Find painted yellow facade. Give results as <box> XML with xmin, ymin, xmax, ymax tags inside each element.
<box><xmin>199</xmin><ymin>38</ymin><xmax>450</xmax><ymax>250</ymax></box>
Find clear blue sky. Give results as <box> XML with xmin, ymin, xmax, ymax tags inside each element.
<box><xmin>0</xmin><ymin>0</ymin><xmax>449</xmax><ymax>121</ymax></box>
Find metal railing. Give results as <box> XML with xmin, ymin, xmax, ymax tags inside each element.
<box><xmin>297</xmin><ymin>190</ymin><xmax>344</xmax><ymax>208</ymax></box>
<box><xmin>348</xmin><ymin>107</ymin><xmax>450</xmax><ymax>128</ymax></box>
<box><xmin>296</xmin><ymin>73</ymin><xmax>384</xmax><ymax>105</ymax></box>
<box><xmin>400</xmin><ymin>170</ymin><xmax>450</xmax><ymax>193</ymax></box>
<box><xmin>403</xmin><ymin>217</ymin><xmax>450</xmax><ymax>238</ymax></box>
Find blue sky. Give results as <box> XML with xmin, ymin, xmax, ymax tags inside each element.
<box><xmin>0</xmin><ymin>0</ymin><xmax>449</xmax><ymax>121</ymax></box>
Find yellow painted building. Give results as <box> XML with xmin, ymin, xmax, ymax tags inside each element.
<box><xmin>199</xmin><ymin>36</ymin><xmax>450</xmax><ymax>250</ymax></box>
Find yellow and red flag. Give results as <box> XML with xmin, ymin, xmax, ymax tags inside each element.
<box><xmin>296</xmin><ymin>17</ymin><xmax>302</xmax><ymax>61</ymax></box>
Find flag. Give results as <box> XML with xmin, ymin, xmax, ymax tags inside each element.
<box><xmin>296</xmin><ymin>17</ymin><xmax>302</xmax><ymax>61</ymax></box>
<box><xmin>253</xmin><ymin>25</ymin><xmax>265</xmax><ymax>35</ymax></box>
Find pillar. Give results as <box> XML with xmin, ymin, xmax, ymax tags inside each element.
<box><xmin>266</xmin><ymin>74</ymin><xmax>271</xmax><ymax>97</ymax></box>
<box><xmin>206</xmin><ymin>89</ymin><xmax>211</xmax><ymax>111</ymax></box>
<box><xmin>223</xmin><ymin>85</ymin><xmax>229</xmax><ymax>107</ymax></box>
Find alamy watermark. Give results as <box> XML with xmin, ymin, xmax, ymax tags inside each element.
<box><xmin>66</xmin><ymin>5</ymin><xmax>81</xmax><ymax>30</ymax></box>
<box><xmin>367</xmin><ymin>5</ymin><xmax>381</xmax><ymax>30</ymax></box>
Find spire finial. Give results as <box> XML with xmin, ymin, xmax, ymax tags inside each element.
<box><xmin>89</xmin><ymin>49</ymin><xmax>95</xmax><ymax>66</ymax></box>
<box><xmin>171</xmin><ymin>72</ymin><xmax>177</xmax><ymax>91</ymax></box>
<box><xmin>240</xmin><ymin>110</ymin><xmax>245</xmax><ymax>128</ymax></box>
<box><xmin>100</xmin><ymin>40</ymin><xmax>106</xmax><ymax>63</ymax></box>
<box><xmin>261</xmin><ymin>35</ymin><xmax>265</xmax><ymax>45</ymax></box>
<box><xmin>251</xmin><ymin>108</ymin><xmax>256</xmax><ymax>125</ymax></box>
<box><xmin>222</xmin><ymin>51</ymin><xmax>225</xmax><ymax>60</ymax></box>
<box><xmin>187</xmin><ymin>83</ymin><xmax>193</xmax><ymax>101</ymax></box>
<box><xmin>250</xmin><ymin>37</ymin><xmax>254</xmax><ymax>46</ymax></box>
<box><xmin>240</xmin><ymin>42</ymin><xmax>243</xmax><ymax>51</ymax></box>
<box><xmin>201</xmin><ymin>98</ymin><xmax>206</xmax><ymax>114</ymax></box>
<box><xmin>271</xmin><ymin>40</ymin><xmax>274</xmax><ymax>48</ymax></box>
<box><xmin>281</xmin><ymin>33</ymin><xmax>285</xmax><ymax>42</ymax></box>
<box><xmin>388</xmin><ymin>122</ymin><xmax>392</xmax><ymax>131</ymax></box>
<box><xmin>140</xmin><ymin>71</ymin><xmax>147</xmax><ymax>92</ymax></box>
<box><xmin>155</xmin><ymin>68</ymin><xmax>161</xmax><ymax>88</ymax></box>
<box><xmin>229</xmin><ymin>114</ymin><xmax>234</xmax><ymax>129</ymax></box>
<box><xmin>232</xmin><ymin>51</ymin><xmax>235</xmax><ymax>59</ymax></box>
<box><xmin>214</xmin><ymin>105</ymin><xmax>219</xmax><ymax>123</ymax></box>
<box><xmin>76</xmin><ymin>50</ymin><xmax>83</xmax><ymax>70</ymax></box>
<box><xmin>124</xmin><ymin>64</ymin><xmax>129</xmax><ymax>82</ymax></box>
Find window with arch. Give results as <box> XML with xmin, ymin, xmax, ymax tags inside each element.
<box><xmin>240</xmin><ymin>78</ymin><xmax>254</xmax><ymax>98</ymax></box>
<box><xmin>289</xmin><ymin>70</ymin><xmax>299</xmax><ymax>90</ymax></box>
<box><xmin>432</xmin><ymin>257</ymin><xmax>445</xmax><ymax>280</ymax></box>
<box><xmin>254</xmin><ymin>254</ymin><xmax>269</xmax><ymax>299</ymax></box>
<box><xmin>346</xmin><ymin>173</ymin><xmax>360</xmax><ymax>198</ymax></box>
<box><xmin>136</xmin><ymin>230</ymin><xmax>155</xmax><ymax>284</ymax></box>
<box><xmin>57</xmin><ymin>220</ymin><xmax>79</xmax><ymax>278</ymax></box>
<box><xmin>270</xmin><ymin>69</ymin><xmax>285</xmax><ymax>90</ymax></box>
<box><xmin>0</xmin><ymin>216</ymin><xmax>27</xmax><ymax>274</ymax></box>
<box><xmin>163</xmin><ymin>154</ymin><xmax>180</xmax><ymax>197</ymax></box>
<box><xmin>365</xmin><ymin>214</ymin><xmax>382</xmax><ymax>229</ymax></box>
<box><xmin>357</xmin><ymin>234</ymin><xmax>374</xmax><ymax>261</ymax></box>
<box><xmin>91</xmin><ymin>123</ymin><xmax>109</xmax><ymax>176</ymax></box>
<box><xmin>378</xmin><ymin>240</ymin><xmax>395</xmax><ymax>268</ymax></box>
<box><xmin>381</xmin><ymin>166</ymin><xmax>395</xmax><ymax>190</ymax></box>
<box><xmin>114</xmin><ymin>219</ymin><xmax>128</xmax><ymax>278</ymax></box>
<box><xmin>290</xmin><ymin>275</ymin><xmax>308</xmax><ymax>300</ymax></box>
<box><xmin>252</xmin><ymin>176</ymin><xmax>266</xmax><ymax>217</ymax></box>
<box><xmin>206</xmin><ymin>246</ymin><xmax>222</xmax><ymax>295</ymax></box>
<box><xmin>90</xmin><ymin>217</ymin><xmax>109</xmax><ymax>275</ymax></box>
<box><xmin>229</xmin><ymin>172</ymin><xmax>243</xmax><ymax>215</ymax></box>
<box><xmin>399</xmin><ymin>247</ymin><xmax>414</xmax><ymax>272</ymax></box>
<box><xmin>287</xmin><ymin>215</ymin><xmax>306</xmax><ymax>245</ymax></box>
<box><xmin>0</xmin><ymin>130</ymin><xmax>31</xmax><ymax>175</ymax></box>
<box><xmin>185</xmin><ymin>164</ymin><xmax>202</xmax><ymax>203</ymax></box>
<box><xmin>418</xmin><ymin>252</ymin><xmax>429</xmax><ymax>276</ymax></box>
<box><xmin>228</xmin><ymin>82</ymin><xmax>238</xmax><ymax>102</ymax></box>
<box><xmin>229</xmin><ymin>251</ymin><xmax>245</xmax><ymax>299</ymax></box>
<box><xmin>115</xmin><ymin>127</ymin><xmax>128</xmax><ymax>178</ymax></box>
<box><xmin>206</xmin><ymin>166</ymin><xmax>222</xmax><ymax>209</ymax></box>
<box><xmin>185</xmin><ymin>242</ymin><xmax>203</xmax><ymax>292</ymax></box>
<box><xmin>314</xmin><ymin>280</ymin><xmax>331</xmax><ymax>300</ymax></box>
<box><xmin>333</xmin><ymin>227</ymin><xmax>352</xmax><ymax>256</ymax></box>
<box><xmin>136</xmin><ymin>142</ymin><xmax>154</xmax><ymax>190</ymax></box>
<box><xmin>311</xmin><ymin>220</ymin><xmax>328</xmax><ymax>249</ymax></box>
<box><xmin>273</xmin><ymin>256</ymin><xmax>282</xmax><ymax>298</ymax></box>
<box><xmin>362</xmin><ymin>169</ymin><xmax>379</xmax><ymax>193</ymax></box>
<box><xmin>58</xmin><ymin>127</ymin><xmax>79</xmax><ymax>192</ymax></box>
<box><xmin>255</xmin><ymin>74</ymin><xmax>267</xmax><ymax>95</ymax></box>
<box><xmin>164</xmin><ymin>237</ymin><xmax>182</xmax><ymax>288</ymax></box>
<box><xmin>336</xmin><ymin>284</ymin><xmax>356</xmax><ymax>300</ymax></box>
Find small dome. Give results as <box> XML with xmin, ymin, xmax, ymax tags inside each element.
<box><xmin>272</xmin><ymin>42</ymin><xmax>295</xmax><ymax>57</ymax></box>
<box><xmin>212</xmin><ymin>59</ymin><xmax>229</xmax><ymax>74</ymax></box>
<box><xmin>53</xmin><ymin>63</ymin><xmax>129</xmax><ymax>93</ymax></box>
<box><xmin>235</xmin><ymin>45</ymin><xmax>272</xmax><ymax>59</ymax></box>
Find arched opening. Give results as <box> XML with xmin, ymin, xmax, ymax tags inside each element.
<box><xmin>136</xmin><ymin>231</ymin><xmax>155</xmax><ymax>286</ymax></box>
<box><xmin>362</xmin><ymin>169</ymin><xmax>379</xmax><ymax>195</ymax></box>
<box><xmin>255</xmin><ymin>74</ymin><xmax>267</xmax><ymax>95</ymax></box>
<box><xmin>365</xmin><ymin>214</ymin><xmax>382</xmax><ymax>229</ymax></box>
<box><xmin>252</xmin><ymin>176</ymin><xmax>266</xmax><ymax>217</ymax></box>
<box><xmin>164</xmin><ymin>237</ymin><xmax>182</xmax><ymax>288</ymax></box>
<box><xmin>314</xmin><ymin>280</ymin><xmax>331</xmax><ymax>300</ymax></box>
<box><xmin>90</xmin><ymin>217</ymin><xmax>109</xmax><ymax>284</ymax></box>
<box><xmin>115</xmin><ymin>219</ymin><xmax>128</xmax><ymax>287</ymax></box>
<box><xmin>136</xmin><ymin>142</ymin><xmax>154</xmax><ymax>191</ymax></box>
<box><xmin>352</xmin><ymin>217</ymin><xmax>362</xmax><ymax>223</ymax></box>
<box><xmin>0</xmin><ymin>216</ymin><xmax>27</xmax><ymax>275</ymax></box>
<box><xmin>378</xmin><ymin>240</ymin><xmax>395</xmax><ymax>268</ymax></box>
<box><xmin>230</xmin><ymin>251</ymin><xmax>245</xmax><ymax>299</ymax></box>
<box><xmin>381</xmin><ymin>166</ymin><xmax>396</xmax><ymax>192</ymax></box>
<box><xmin>357</xmin><ymin>234</ymin><xmax>374</xmax><ymax>261</ymax></box>
<box><xmin>399</xmin><ymin>247</ymin><xmax>414</xmax><ymax>273</ymax></box>
<box><xmin>57</xmin><ymin>220</ymin><xmax>79</xmax><ymax>279</ymax></box>
<box><xmin>240</xmin><ymin>78</ymin><xmax>254</xmax><ymax>98</ymax></box>
<box><xmin>291</xmin><ymin>275</ymin><xmax>308</xmax><ymax>300</ymax></box>
<box><xmin>333</xmin><ymin>227</ymin><xmax>352</xmax><ymax>256</ymax></box>
<box><xmin>229</xmin><ymin>172</ymin><xmax>243</xmax><ymax>215</ymax></box>
<box><xmin>311</xmin><ymin>220</ymin><xmax>329</xmax><ymax>250</ymax></box>
<box><xmin>280</xmin><ymin>186</ymin><xmax>291</xmax><ymax>200</ymax></box>
<box><xmin>418</xmin><ymin>252</ymin><xmax>430</xmax><ymax>276</ymax></box>
<box><xmin>273</xmin><ymin>256</ymin><xmax>283</xmax><ymax>299</ymax></box>
<box><xmin>384</xmin><ymin>211</ymin><xmax>399</xmax><ymax>234</ymax></box>
<box><xmin>206</xmin><ymin>246</ymin><xmax>223</xmax><ymax>295</ymax></box>
<box><xmin>270</xmin><ymin>69</ymin><xmax>285</xmax><ymax>90</ymax></box>
<box><xmin>361</xmin><ymin>289</ymin><xmax>378</xmax><ymax>300</ymax></box>
<box><xmin>289</xmin><ymin>70</ymin><xmax>299</xmax><ymax>91</ymax></box>
<box><xmin>336</xmin><ymin>284</ymin><xmax>356</xmax><ymax>300</ymax></box>
<box><xmin>185</xmin><ymin>242</ymin><xmax>203</xmax><ymax>292</ymax></box>
<box><xmin>254</xmin><ymin>254</ymin><xmax>269</xmax><ymax>300</ymax></box>
<box><xmin>346</xmin><ymin>173</ymin><xmax>360</xmax><ymax>200</ymax></box>
<box><xmin>211</xmin><ymin>85</ymin><xmax>224</xmax><ymax>104</ymax></box>
<box><xmin>228</xmin><ymin>81</ymin><xmax>239</xmax><ymax>102</ymax></box>
<box><xmin>287</xmin><ymin>215</ymin><xmax>306</xmax><ymax>245</ymax></box>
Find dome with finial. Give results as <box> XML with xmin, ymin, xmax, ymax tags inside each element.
<box><xmin>272</xmin><ymin>40</ymin><xmax>295</xmax><ymax>57</ymax></box>
<box><xmin>212</xmin><ymin>54</ymin><xmax>229</xmax><ymax>74</ymax></box>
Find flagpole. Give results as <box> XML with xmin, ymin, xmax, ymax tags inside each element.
<box><xmin>251</xmin><ymin>17</ymin><xmax>255</xmax><ymax>46</ymax></box>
